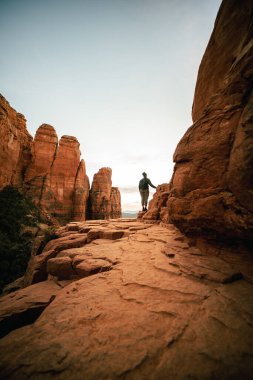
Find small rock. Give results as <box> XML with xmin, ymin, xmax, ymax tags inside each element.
<box><xmin>47</xmin><ymin>257</ymin><xmax>76</xmax><ymax>279</ymax></box>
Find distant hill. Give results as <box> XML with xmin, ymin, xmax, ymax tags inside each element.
<box><xmin>121</xmin><ymin>211</ymin><xmax>138</xmax><ymax>218</ymax></box>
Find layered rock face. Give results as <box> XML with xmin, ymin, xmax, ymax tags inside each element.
<box><xmin>24</xmin><ymin>124</ymin><xmax>58</xmax><ymax>205</ymax></box>
<box><xmin>24</xmin><ymin>126</ymin><xmax>90</xmax><ymax>222</ymax></box>
<box><xmin>72</xmin><ymin>160</ymin><xmax>90</xmax><ymax>221</ymax></box>
<box><xmin>49</xmin><ymin>135</ymin><xmax>88</xmax><ymax>221</ymax></box>
<box><xmin>0</xmin><ymin>95</ymin><xmax>32</xmax><ymax>188</ymax></box>
<box><xmin>142</xmin><ymin>183</ymin><xmax>170</xmax><ymax>222</ymax></box>
<box><xmin>110</xmin><ymin>187</ymin><xmax>122</xmax><ymax>218</ymax></box>
<box><xmin>0</xmin><ymin>95</ymin><xmax>120</xmax><ymax>223</ymax></box>
<box><xmin>147</xmin><ymin>0</ymin><xmax>253</xmax><ymax>241</ymax></box>
<box><xmin>89</xmin><ymin>167</ymin><xmax>121</xmax><ymax>219</ymax></box>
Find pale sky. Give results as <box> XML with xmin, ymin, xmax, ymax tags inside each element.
<box><xmin>1</xmin><ymin>0</ymin><xmax>221</xmax><ymax>211</ymax></box>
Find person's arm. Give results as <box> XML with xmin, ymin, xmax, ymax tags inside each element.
<box><xmin>147</xmin><ymin>179</ymin><xmax>156</xmax><ymax>189</ymax></box>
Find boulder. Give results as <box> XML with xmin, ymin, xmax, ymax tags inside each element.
<box><xmin>47</xmin><ymin>257</ymin><xmax>76</xmax><ymax>279</ymax></box>
<box><xmin>74</xmin><ymin>257</ymin><xmax>112</xmax><ymax>277</ymax></box>
<box><xmin>143</xmin><ymin>183</ymin><xmax>170</xmax><ymax>222</ymax></box>
<box><xmin>24</xmin><ymin>233</ymin><xmax>88</xmax><ymax>285</ymax></box>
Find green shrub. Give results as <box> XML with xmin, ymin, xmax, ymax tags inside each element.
<box><xmin>0</xmin><ymin>186</ymin><xmax>42</xmax><ymax>292</ymax></box>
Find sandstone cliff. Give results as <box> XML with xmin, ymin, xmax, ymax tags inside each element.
<box><xmin>48</xmin><ymin>135</ymin><xmax>87</xmax><ymax>221</ymax></box>
<box><xmin>110</xmin><ymin>186</ymin><xmax>122</xmax><ymax>219</ymax></box>
<box><xmin>72</xmin><ymin>160</ymin><xmax>90</xmax><ymax>221</ymax></box>
<box><xmin>24</xmin><ymin>126</ymin><xmax>89</xmax><ymax>223</ymax></box>
<box><xmin>0</xmin><ymin>95</ymin><xmax>32</xmax><ymax>188</ymax></box>
<box><xmin>146</xmin><ymin>0</ymin><xmax>253</xmax><ymax>241</ymax></box>
<box><xmin>24</xmin><ymin>124</ymin><xmax>58</xmax><ymax>206</ymax></box>
<box><xmin>89</xmin><ymin>167</ymin><xmax>121</xmax><ymax>219</ymax></box>
<box><xmin>142</xmin><ymin>183</ymin><xmax>170</xmax><ymax>222</ymax></box>
<box><xmin>0</xmin><ymin>95</ymin><xmax>120</xmax><ymax>223</ymax></box>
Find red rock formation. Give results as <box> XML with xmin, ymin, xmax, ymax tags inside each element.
<box><xmin>0</xmin><ymin>95</ymin><xmax>121</xmax><ymax>224</ymax></box>
<box><xmin>147</xmin><ymin>0</ymin><xmax>253</xmax><ymax>241</ymax></box>
<box><xmin>24</xmin><ymin>124</ymin><xmax>58</xmax><ymax>205</ymax></box>
<box><xmin>192</xmin><ymin>0</ymin><xmax>253</xmax><ymax>123</ymax></box>
<box><xmin>89</xmin><ymin>167</ymin><xmax>112</xmax><ymax>219</ymax></box>
<box><xmin>72</xmin><ymin>160</ymin><xmax>90</xmax><ymax>221</ymax></box>
<box><xmin>143</xmin><ymin>183</ymin><xmax>170</xmax><ymax>222</ymax></box>
<box><xmin>49</xmin><ymin>135</ymin><xmax>82</xmax><ymax>221</ymax></box>
<box><xmin>89</xmin><ymin>167</ymin><xmax>121</xmax><ymax>219</ymax></box>
<box><xmin>0</xmin><ymin>95</ymin><xmax>32</xmax><ymax>189</ymax></box>
<box><xmin>24</xmin><ymin>127</ymin><xmax>90</xmax><ymax>223</ymax></box>
<box><xmin>110</xmin><ymin>187</ymin><xmax>121</xmax><ymax>218</ymax></box>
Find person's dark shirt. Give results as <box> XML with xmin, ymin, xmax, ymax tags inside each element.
<box><xmin>139</xmin><ymin>178</ymin><xmax>156</xmax><ymax>190</ymax></box>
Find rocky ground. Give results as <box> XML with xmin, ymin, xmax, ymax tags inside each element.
<box><xmin>0</xmin><ymin>218</ymin><xmax>253</xmax><ymax>380</ymax></box>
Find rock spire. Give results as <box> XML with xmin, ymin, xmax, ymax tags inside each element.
<box><xmin>0</xmin><ymin>95</ymin><xmax>121</xmax><ymax>223</ymax></box>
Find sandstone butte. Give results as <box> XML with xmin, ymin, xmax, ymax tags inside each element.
<box><xmin>89</xmin><ymin>167</ymin><xmax>121</xmax><ymax>220</ymax></box>
<box><xmin>142</xmin><ymin>0</ymin><xmax>253</xmax><ymax>243</ymax></box>
<box><xmin>1</xmin><ymin>1</ymin><xmax>253</xmax><ymax>379</ymax></box>
<box><xmin>0</xmin><ymin>99</ymin><xmax>121</xmax><ymax>223</ymax></box>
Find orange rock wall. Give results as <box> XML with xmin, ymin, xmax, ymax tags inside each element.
<box><xmin>89</xmin><ymin>168</ymin><xmax>122</xmax><ymax>219</ymax></box>
<box><xmin>110</xmin><ymin>187</ymin><xmax>122</xmax><ymax>219</ymax></box>
<box><xmin>24</xmin><ymin>126</ymin><xmax>89</xmax><ymax>222</ymax></box>
<box><xmin>192</xmin><ymin>0</ymin><xmax>253</xmax><ymax>123</ymax></box>
<box><xmin>148</xmin><ymin>0</ymin><xmax>253</xmax><ymax>240</ymax></box>
<box><xmin>49</xmin><ymin>135</ymin><xmax>83</xmax><ymax>221</ymax></box>
<box><xmin>72</xmin><ymin>160</ymin><xmax>90</xmax><ymax>221</ymax></box>
<box><xmin>143</xmin><ymin>183</ymin><xmax>170</xmax><ymax>223</ymax></box>
<box><xmin>0</xmin><ymin>95</ymin><xmax>32</xmax><ymax>188</ymax></box>
<box><xmin>24</xmin><ymin>124</ymin><xmax>58</xmax><ymax>206</ymax></box>
<box><xmin>0</xmin><ymin>95</ymin><xmax>121</xmax><ymax>223</ymax></box>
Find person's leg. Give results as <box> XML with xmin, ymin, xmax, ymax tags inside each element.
<box><xmin>140</xmin><ymin>190</ymin><xmax>145</xmax><ymax>211</ymax></box>
<box><xmin>143</xmin><ymin>189</ymin><xmax>149</xmax><ymax>211</ymax></box>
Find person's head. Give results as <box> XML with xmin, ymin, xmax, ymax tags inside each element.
<box><xmin>142</xmin><ymin>172</ymin><xmax>147</xmax><ymax>178</ymax></box>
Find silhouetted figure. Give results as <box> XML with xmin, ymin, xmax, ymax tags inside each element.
<box><xmin>139</xmin><ymin>172</ymin><xmax>156</xmax><ymax>212</ymax></box>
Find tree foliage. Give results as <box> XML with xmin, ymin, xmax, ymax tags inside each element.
<box><xmin>0</xmin><ymin>186</ymin><xmax>42</xmax><ymax>292</ymax></box>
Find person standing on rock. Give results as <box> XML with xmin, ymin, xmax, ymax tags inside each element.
<box><xmin>139</xmin><ymin>172</ymin><xmax>156</xmax><ymax>212</ymax></box>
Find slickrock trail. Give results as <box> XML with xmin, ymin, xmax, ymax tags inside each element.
<box><xmin>1</xmin><ymin>219</ymin><xmax>253</xmax><ymax>380</ymax></box>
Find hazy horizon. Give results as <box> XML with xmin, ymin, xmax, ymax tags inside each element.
<box><xmin>1</xmin><ymin>0</ymin><xmax>222</xmax><ymax>211</ymax></box>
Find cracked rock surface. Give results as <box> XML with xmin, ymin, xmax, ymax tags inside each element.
<box><xmin>0</xmin><ymin>219</ymin><xmax>253</xmax><ymax>379</ymax></box>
